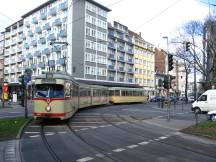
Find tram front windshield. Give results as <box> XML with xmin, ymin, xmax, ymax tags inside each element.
<box><xmin>35</xmin><ymin>84</ymin><xmax>64</xmax><ymax>98</ymax></box>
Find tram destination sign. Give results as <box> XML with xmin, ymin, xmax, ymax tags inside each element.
<box><xmin>41</xmin><ymin>78</ymin><xmax>56</xmax><ymax>84</ymax></box>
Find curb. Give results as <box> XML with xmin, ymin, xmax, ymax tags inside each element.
<box><xmin>16</xmin><ymin>118</ymin><xmax>33</xmax><ymax>139</ymax></box>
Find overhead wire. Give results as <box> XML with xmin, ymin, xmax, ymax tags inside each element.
<box><xmin>135</xmin><ymin>0</ymin><xmax>184</xmax><ymax>30</ymax></box>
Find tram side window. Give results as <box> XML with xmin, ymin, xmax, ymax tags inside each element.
<box><xmin>115</xmin><ymin>90</ymin><xmax>120</xmax><ymax>96</ymax></box>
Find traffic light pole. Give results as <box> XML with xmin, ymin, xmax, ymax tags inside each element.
<box><xmin>24</xmin><ymin>83</ymin><xmax>28</xmax><ymax>118</ymax></box>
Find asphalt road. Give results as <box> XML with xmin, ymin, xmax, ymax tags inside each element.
<box><xmin>15</xmin><ymin>102</ymin><xmax>216</xmax><ymax>162</ymax></box>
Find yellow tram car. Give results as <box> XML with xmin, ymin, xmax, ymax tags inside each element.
<box><xmin>109</xmin><ymin>87</ymin><xmax>148</xmax><ymax>104</ymax></box>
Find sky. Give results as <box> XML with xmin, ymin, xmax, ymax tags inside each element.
<box><xmin>0</xmin><ymin>0</ymin><xmax>210</xmax><ymax>46</ymax></box>
<box><xmin>0</xmin><ymin>0</ymin><xmax>213</xmax><ymax>82</ymax></box>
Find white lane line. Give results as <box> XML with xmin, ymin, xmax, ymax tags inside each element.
<box><xmin>71</xmin><ymin>122</ymin><xmax>106</xmax><ymax>124</ymax></box>
<box><xmin>70</xmin><ymin>126</ymin><xmax>98</xmax><ymax>128</ymax></box>
<box><xmin>24</xmin><ymin>132</ymin><xmax>40</xmax><ymax>134</ymax></box>
<box><xmin>138</xmin><ymin>141</ymin><xmax>149</xmax><ymax>145</ymax></box>
<box><xmin>29</xmin><ymin>126</ymin><xmax>40</xmax><ymax>128</ymax></box>
<box><xmin>76</xmin><ymin>156</ymin><xmax>94</xmax><ymax>162</ymax></box>
<box><xmin>154</xmin><ymin>138</ymin><xmax>160</xmax><ymax>141</ymax></box>
<box><xmin>95</xmin><ymin>153</ymin><xmax>105</xmax><ymax>158</ymax></box>
<box><xmin>127</xmin><ymin>145</ymin><xmax>139</xmax><ymax>149</ymax></box>
<box><xmin>149</xmin><ymin>139</ymin><xmax>154</xmax><ymax>142</ymax></box>
<box><xmin>80</xmin><ymin>128</ymin><xmax>89</xmax><ymax>131</ymax></box>
<box><xmin>99</xmin><ymin>125</ymin><xmax>106</xmax><ymax>128</ymax></box>
<box><xmin>91</xmin><ymin>126</ymin><xmax>98</xmax><ymax>129</ymax></box>
<box><xmin>112</xmin><ymin>148</ymin><xmax>125</xmax><ymax>152</ymax></box>
<box><xmin>159</xmin><ymin>136</ymin><xmax>168</xmax><ymax>140</ymax></box>
<box><xmin>29</xmin><ymin>135</ymin><xmax>40</xmax><ymax>138</ymax></box>
<box><xmin>74</xmin><ymin>129</ymin><xmax>79</xmax><ymax>132</ymax></box>
<box><xmin>45</xmin><ymin>133</ymin><xmax>55</xmax><ymax>136</ymax></box>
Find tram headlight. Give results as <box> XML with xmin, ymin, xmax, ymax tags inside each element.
<box><xmin>45</xmin><ymin>105</ymin><xmax>51</xmax><ymax>112</ymax></box>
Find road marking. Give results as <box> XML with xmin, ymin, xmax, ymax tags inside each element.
<box><xmin>113</xmin><ymin>148</ymin><xmax>125</xmax><ymax>152</ymax></box>
<box><xmin>29</xmin><ymin>126</ymin><xmax>40</xmax><ymax>128</ymax></box>
<box><xmin>95</xmin><ymin>153</ymin><xmax>105</xmax><ymax>158</ymax></box>
<box><xmin>76</xmin><ymin>157</ymin><xmax>94</xmax><ymax>162</ymax></box>
<box><xmin>70</xmin><ymin>126</ymin><xmax>98</xmax><ymax>128</ymax></box>
<box><xmin>127</xmin><ymin>145</ymin><xmax>139</xmax><ymax>149</ymax></box>
<box><xmin>138</xmin><ymin>141</ymin><xmax>149</xmax><ymax>145</ymax></box>
<box><xmin>24</xmin><ymin>132</ymin><xmax>40</xmax><ymax>134</ymax></box>
<box><xmin>159</xmin><ymin>136</ymin><xmax>168</xmax><ymax>140</ymax></box>
<box><xmin>80</xmin><ymin>128</ymin><xmax>89</xmax><ymax>131</ymax></box>
<box><xmin>71</xmin><ymin>121</ymin><xmax>106</xmax><ymax>124</ymax></box>
<box><xmin>45</xmin><ymin>133</ymin><xmax>55</xmax><ymax>136</ymax></box>
<box><xmin>29</xmin><ymin>135</ymin><xmax>40</xmax><ymax>138</ymax></box>
<box><xmin>99</xmin><ymin>125</ymin><xmax>106</xmax><ymax>128</ymax></box>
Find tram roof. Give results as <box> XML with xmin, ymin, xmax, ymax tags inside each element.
<box><xmin>75</xmin><ymin>78</ymin><xmax>142</xmax><ymax>88</ymax></box>
<box><xmin>108</xmin><ymin>87</ymin><xmax>145</xmax><ymax>91</ymax></box>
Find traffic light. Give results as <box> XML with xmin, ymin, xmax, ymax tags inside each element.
<box><xmin>185</xmin><ymin>42</ymin><xmax>190</xmax><ymax>51</ymax></box>
<box><xmin>163</xmin><ymin>75</ymin><xmax>169</xmax><ymax>89</ymax></box>
<box><xmin>168</xmin><ymin>54</ymin><xmax>174</xmax><ymax>71</ymax></box>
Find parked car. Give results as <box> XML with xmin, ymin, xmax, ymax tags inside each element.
<box><xmin>207</xmin><ymin>110</ymin><xmax>216</xmax><ymax>121</ymax></box>
<box><xmin>188</xmin><ymin>96</ymin><xmax>195</xmax><ymax>103</ymax></box>
<box><xmin>150</xmin><ymin>96</ymin><xmax>161</xmax><ymax>102</ymax></box>
<box><xmin>192</xmin><ymin>89</ymin><xmax>216</xmax><ymax>113</ymax></box>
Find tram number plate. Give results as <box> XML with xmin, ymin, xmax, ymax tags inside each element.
<box><xmin>42</xmin><ymin>79</ymin><xmax>56</xmax><ymax>84</ymax></box>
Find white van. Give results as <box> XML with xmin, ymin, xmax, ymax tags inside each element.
<box><xmin>192</xmin><ymin>90</ymin><xmax>216</xmax><ymax>113</ymax></box>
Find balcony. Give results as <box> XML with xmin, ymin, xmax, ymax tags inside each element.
<box><xmin>128</xmin><ymin>78</ymin><xmax>133</xmax><ymax>83</ymax></box>
<box><xmin>38</xmin><ymin>62</ymin><xmax>45</xmax><ymax>68</ymax></box>
<box><xmin>127</xmin><ymin>69</ymin><xmax>134</xmax><ymax>74</ymax></box>
<box><xmin>108</xmin><ymin>76</ymin><xmax>114</xmax><ymax>81</ymax></box>
<box><xmin>117</xmin><ymin>34</ymin><xmax>124</xmax><ymax>41</ymax></box>
<box><xmin>118</xmin><ymin>56</ymin><xmax>125</xmax><ymax>62</ymax></box>
<box><xmin>52</xmin><ymin>45</ymin><xmax>61</xmax><ymax>52</ymax></box>
<box><xmin>34</xmin><ymin>51</ymin><xmax>41</xmax><ymax>57</ymax></box>
<box><xmin>27</xmin><ymin>53</ymin><xmax>33</xmax><ymax>59</ymax></box>
<box><xmin>53</xmin><ymin>18</ymin><xmax>62</xmax><ymax>26</ymax></box>
<box><xmin>108</xmin><ymin>65</ymin><xmax>115</xmax><ymax>71</ymax></box>
<box><xmin>10</xmin><ymin>59</ymin><xmax>16</xmax><ymax>64</ymax></box>
<box><xmin>40</xmin><ymin>13</ymin><xmax>47</xmax><ymax>20</ymax></box>
<box><xmin>117</xmin><ymin>46</ymin><xmax>125</xmax><ymax>52</ymax></box>
<box><xmin>48</xmin><ymin>33</ymin><xmax>56</xmax><ymax>41</ymax></box>
<box><xmin>17</xmin><ymin>67</ymin><xmax>22</xmax><ymax>73</ymax></box>
<box><xmin>127</xmin><ymin>37</ymin><xmax>133</xmax><ymax>44</ymax></box>
<box><xmin>35</xmin><ymin>27</ymin><xmax>42</xmax><ymax>34</ymax></box>
<box><xmin>4</xmin><ymin>70</ymin><xmax>9</xmax><ymax>74</ymax></box>
<box><xmin>108</xmin><ymin>42</ymin><xmax>116</xmax><ymax>49</ymax></box>
<box><xmin>108</xmin><ymin>31</ymin><xmax>115</xmax><ymax>38</ymax></box>
<box><xmin>32</xmin><ymin>17</ymin><xmax>38</xmax><ymax>24</ymax></box>
<box><xmin>119</xmin><ymin>77</ymin><xmax>124</xmax><ymax>82</ymax></box>
<box><xmin>57</xmin><ymin>58</ymin><xmax>65</xmax><ymax>65</ymax></box>
<box><xmin>24</xmin><ymin>43</ymin><xmax>29</xmax><ymax>49</ymax></box>
<box><xmin>28</xmin><ymin>31</ymin><xmax>33</xmax><ymax>37</ymax></box>
<box><xmin>4</xmin><ymin>50</ymin><xmax>10</xmax><ymax>56</ymax></box>
<box><xmin>4</xmin><ymin>61</ymin><xmax>10</xmax><ymax>65</ymax></box>
<box><xmin>127</xmin><ymin>58</ymin><xmax>134</xmax><ymax>64</ymax></box>
<box><xmin>18</xmin><ymin>27</ymin><xmax>23</xmax><ymax>33</ymax></box>
<box><xmin>25</xmin><ymin>22</ymin><xmax>30</xmax><ymax>28</ymax></box>
<box><xmin>43</xmin><ymin>48</ymin><xmax>50</xmax><ymax>55</ymax></box>
<box><xmin>108</xmin><ymin>54</ymin><xmax>115</xmax><ymax>60</ymax></box>
<box><xmin>10</xmin><ymin>68</ymin><xmax>15</xmax><ymax>73</ymax></box>
<box><xmin>48</xmin><ymin>60</ymin><xmax>55</xmax><ymax>67</ymax></box>
<box><xmin>49</xmin><ymin>7</ymin><xmax>57</xmax><ymax>16</ymax></box>
<box><xmin>127</xmin><ymin>48</ymin><xmax>133</xmax><ymax>54</ymax></box>
<box><xmin>30</xmin><ymin>64</ymin><xmax>37</xmax><ymax>69</ymax></box>
<box><xmin>39</xmin><ymin>37</ymin><xmax>46</xmax><ymax>44</ymax></box>
<box><xmin>10</xmin><ymin>49</ymin><xmax>16</xmax><ymax>55</ymax></box>
<box><xmin>11</xmin><ymin>40</ymin><xmax>16</xmax><ymax>45</ymax></box>
<box><xmin>59</xmin><ymin>30</ymin><xmax>67</xmax><ymax>38</ymax></box>
<box><xmin>59</xmin><ymin>2</ymin><xmax>68</xmax><ymax>11</ymax></box>
<box><xmin>118</xmin><ymin>67</ymin><xmax>125</xmax><ymax>73</ymax></box>
<box><xmin>31</xmin><ymin>40</ymin><xmax>37</xmax><ymax>47</ymax></box>
<box><xmin>43</xmin><ymin>23</ymin><xmax>51</xmax><ymax>31</ymax></box>
<box><xmin>19</xmin><ymin>55</ymin><xmax>25</xmax><ymax>61</ymax></box>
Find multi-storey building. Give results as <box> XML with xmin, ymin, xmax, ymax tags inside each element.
<box><xmin>131</xmin><ymin>31</ymin><xmax>155</xmax><ymax>89</ymax></box>
<box><xmin>21</xmin><ymin>0</ymin><xmax>72</xmax><ymax>76</ymax></box>
<box><xmin>0</xmin><ymin>32</ymin><xmax>4</xmax><ymax>84</ymax></box>
<box><xmin>4</xmin><ymin>20</ymin><xmax>23</xmax><ymax>85</ymax></box>
<box><xmin>107</xmin><ymin>21</ymin><xmax>134</xmax><ymax>83</ymax></box>
<box><xmin>72</xmin><ymin>0</ymin><xmax>110</xmax><ymax>81</ymax></box>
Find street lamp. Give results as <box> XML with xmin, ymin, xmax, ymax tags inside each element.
<box><xmin>162</xmin><ymin>36</ymin><xmax>169</xmax><ymax>75</ymax></box>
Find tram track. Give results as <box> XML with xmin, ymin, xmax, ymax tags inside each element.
<box><xmin>40</xmin><ymin>123</ymin><xmax>62</xmax><ymax>162</ymax></box>
<box><xmin>66</xmin><ymin>120</ymin><xmax>118</xmax><ymax>162</ymax></box>
<box><xmin>100</xmin><ymin>114</ymin><xmax>216</xmax><ymax>160</ymax></box>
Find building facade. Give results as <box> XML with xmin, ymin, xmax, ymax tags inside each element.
<box><xmin>4</xmin><ymin>20</ymin><xmax>23</xmax><ymax>84</ymax></box>
<box><xmin>72</xmin><ymin>0</ymin><xmax>110</xmax><ymax>81</ymax></box>
<box><xmin>107</xmin><ymin>21</ymin><xmax>135</xmax><ymax>83</ymax></box>
<box><xmin>132</xmin><ymin>32</ymin><xmax>154</xmax><ymax>89</ymax></box>
<box><xmin>0</xmin><ymin>32</ymin><xmax>4</xmax><ymax>84</ymax></box>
